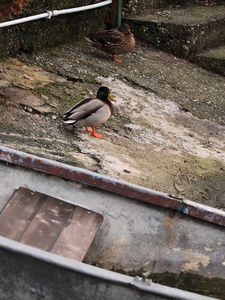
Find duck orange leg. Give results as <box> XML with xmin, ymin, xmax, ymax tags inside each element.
<box><xmin>91</xmin><ymin>126</ymin><xmax>104</xmax><ymax>139</ymax></box>
<box><xmin>85</xmin><ymin>126</ymin><xmax>92</xmax><ymax>133</ymax></box>
<box><xmin>112</xmin><ymin>55</ymin><xmax>122</xmax><ymax>63</ymax></box>
<box><xmin>85</xmin><ymin>126</ymin><xmax>103</xmax><ymax>139</ymax></box>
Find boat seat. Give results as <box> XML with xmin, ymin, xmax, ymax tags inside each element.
<box><xmin>0</xmin><ymin>187</ymin><xmax>103</xmax><ymax>261</ymax></box>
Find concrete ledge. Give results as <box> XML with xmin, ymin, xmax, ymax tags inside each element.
<box><xmin>123</xmin><ymin>4</ymin><xmax>225</xmax><ymax>58</ymax></box>
<box><xmin>193</xmin><ymin>45</ymin><xmax>225</xmax><ymax>76</ymax></box>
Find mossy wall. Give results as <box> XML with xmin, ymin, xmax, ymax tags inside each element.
<box><xmin>0</xmin><ymin>0</ymin><xmax>107</xmax><ymax>57</ymax></box>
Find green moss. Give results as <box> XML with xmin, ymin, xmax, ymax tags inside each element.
<box><xmin>200</xmin><ymin>45</ymin><xmax>225</xmax><ymax>59</ymax></box>
<box><xmin>193</xmin><ymin>157</ymin><xmax>225</xmax><ymax>177</ymax></box>
<box><xmin>97</xmin><ymin>267</ymin><xmax>225</xmax><ymax>299</ymax></box>
<box><xmin>150</xmin><ymin>272</ymin><xmax>225</xmax><ymax>299</ymax></box>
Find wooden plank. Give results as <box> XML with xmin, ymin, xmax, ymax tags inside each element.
<box><xmin>50</xmin><ymin>206</ymin><xmax>103</xmax><ymax>261</ymax></box>
<box><xmin>0</xmin><ymin>187</ymin><xmax>45</xmax><ymax>241</ymax></box>
<box><xmin>0</xmin><ymin>187</ymin><xmax>103</xmax><ymax>261</ymax></box>
<box><xmin>20</xmin><ymin>194</ymin><xmax>75</xmax><ymax>252</ymax></box>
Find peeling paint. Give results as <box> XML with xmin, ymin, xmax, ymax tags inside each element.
<box><xmin>183</xmin><ymin>207</ymin><xmax>189</xmax><ymax>214</ymax></box>
<box><xmin>118</xmin><ymin>224</ymin><xmax>128</xmax><ymax>245</ymax></box>
<box><xmin>204</xmin><ymin>247</ymin><xmax>212</xmax><ymax>252</ymax></box>
<box><xmin>181</xmin><ymin>249</ymin><xmax>210</xmax><ymax>272</ymax></box>
<box><xmin>98</xmin><ymin>224</ymin><xmax>128</xmax><ymax>267</ymax></box>
<box><xmin>173</xmin><ymin>247</ymin><xmax>180</xmax><ymax>252</ymax></box>
<box><xmin>0</xmin><ymin>59</ymin><xmax>54</xmax><ymax>90</ymax></box>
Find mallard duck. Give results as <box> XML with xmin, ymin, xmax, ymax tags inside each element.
<box><xmin>63</xmin><ymin>86</ymin><xmax>116</xmax><ymax>139</ymax></box>
<box><xmin>86</xmin><ymin>23</ymin><xmax>135</xmax><ymax>63</ymax></box>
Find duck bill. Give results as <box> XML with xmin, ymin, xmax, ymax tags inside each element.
<box><xmin>107</xmin><ymin>93</ymin><xmax>116</xmax><ymax>101</ymax></box>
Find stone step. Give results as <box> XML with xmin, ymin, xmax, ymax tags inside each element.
<box><xmin>193</xmin><ymin>44</ymin><xmax>225</xmax><ymax>76</ymax></box>
<box><xmin>123</xmin><ymin>4</ymin><xmax>225</xmax><ymax>58</ymax></box>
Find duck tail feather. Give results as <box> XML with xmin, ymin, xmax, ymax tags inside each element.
<box><xmin>63</xmin><ymin>119</ymin><xmax>78</xmax><ymax>125</ymax></box>
<box><xmin>84</xmin><ymin>36</ymin><xmax>93</xmax><ymax>43</ymax></box>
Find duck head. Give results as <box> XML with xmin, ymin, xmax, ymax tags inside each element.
<box><xmin>97</xmin><ymin>86</ymin><xmax>116</xmax><ymax>102</ymax></box>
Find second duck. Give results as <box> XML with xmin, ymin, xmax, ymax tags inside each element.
<box><xmin>86</xmin><ymin>23</ymin><xmax>135</xmax><ymax>63</ymax></box>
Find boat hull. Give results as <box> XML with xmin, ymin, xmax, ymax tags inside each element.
<box><xmin>0</xmin><ymin>146</ymin><xmax>224</xmax><ymax>299</ymax></box>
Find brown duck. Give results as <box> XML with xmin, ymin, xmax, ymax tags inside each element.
<box><xmin>86</xmin><ymin>23</ymin><xmax>135</xmax><ymax>63</ymax></box>
<box><xmin>63</xmin><ymin>86</ymin><xmax>116</xmax><ymax>139</ymax></box>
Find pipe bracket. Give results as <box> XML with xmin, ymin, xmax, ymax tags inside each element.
<box><xmin>46</xmin><ymin>11</ymin><xmax>53</xmax><ymax>19</ymax></box>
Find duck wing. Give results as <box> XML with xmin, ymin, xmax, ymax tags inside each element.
<box><xmin>77</xmin><ymin>104</ymin><xmax>112</xmax><ymax>127</ymax></box>
<box><xmin>89</xmin><ymin>28</ymin><xmax>135</xmax><ymax>55</ymax></box>
<box><xmin>63</xmin><ymin>98</ymin><xmax>107</xmax><ymax>124</ymax></box>
<box><xmin>89</xmin><ymin>28</ymin><xmax>122</xmax><ymax>43</ymax></box>
<box><xmin>99</xmin><ymin>28</ymin><xmax>125</xmax><ymax>44</ymax></box>
<box><xmin>89</xmin><ymin>29</ymin><xmax>126</xmax><ymax>49</ymax></box>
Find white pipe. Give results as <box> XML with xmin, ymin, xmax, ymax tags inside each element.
<box><xmin>0</xmin><ymin>0</ymin><xmax>112</xmax><ymax>28</ymax></box>
<box><xmin>0</xmin><ymin>13</ymin><xmax>48</xmax><ymax>28</ymax></box>
<box><xmin>50</xmin><ymin>0</ymin><xmax>112</xmax><ymax>17</ymax></box>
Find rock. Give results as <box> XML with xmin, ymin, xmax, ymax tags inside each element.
<box><xmin>0</xmin><ymin>58</ymin><xmax>54</xmax><ymax>89</ymax></box>
<box><xmin>0</xmin><ymin>78</ymin><xmax>11</xmax><ymax>88</ymax></box>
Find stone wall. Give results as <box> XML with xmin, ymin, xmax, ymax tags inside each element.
<box><xmin>0</xmin><ymin>0</ymin><xmax>108</xmax><ymax>57</ymax></box>
<box><xmin>123</xmin><ymin>0</ymin><xmax>225</xmax><ymax>15</ymax></box>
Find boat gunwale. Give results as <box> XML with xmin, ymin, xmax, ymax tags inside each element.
<box><xmin>0</xmin><ymin>235</ymin><xmax>218</xmax><ymax>300</ymax></box>
<box><xmin>0</xmin><ymin>145</ymin><xmax>224</xmax><ymax>227</ymax></box>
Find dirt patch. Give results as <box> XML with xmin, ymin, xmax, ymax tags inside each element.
<box><xmin>0</xmin><ymin>42</ymin><xmax>224</xmax><ymax>209</ymax></box>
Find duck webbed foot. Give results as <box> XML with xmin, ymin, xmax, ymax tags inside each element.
<box><xmin>112</xmin><ymin>55</ymin><xmax>122</xmax><ymax>63</ymax></box>
<box><xmin>85</xmin><ymin>126</ymin><xmax>104</xmax><ymax>139</ymax></box>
